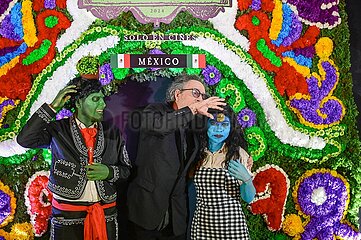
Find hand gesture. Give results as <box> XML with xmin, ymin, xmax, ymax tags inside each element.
<box><xmin>50</xmin><ymin>85</ymin><xmax>77</xmax><ymax>111</ymax></box>
<box><xmin>189</xmin><ymin>96</ymin><xmax>226</xmax><ymax>119</ymax></box>
<box><xmin>85</xmin><ymin>163</ymin><xmax>110</xmax><ymax>181</ymax></box>
<box><xmin>228</xmin><ymin>160</ymin><xmax>252</xmax><ymax>183</ymax></box>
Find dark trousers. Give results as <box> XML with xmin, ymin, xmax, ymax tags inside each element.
<box><xmin>50</xmin><ymin>206</ymin><xmax>118</xmax><ymax>240</ymax></box>
<box><xmin>128</xmin><ymin>221</ymin><xmax>186</xmax><ymax>240</ymax></box>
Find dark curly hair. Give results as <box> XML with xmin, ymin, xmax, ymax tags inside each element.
<box><xmin>198</xmin><ymin>105</ymin><xmax>248</xmax><ymax>167</ymax></box>
<box><xmin>64</xmin><ymin>77</ymin><xmax>103</xmax><ymax>110</ymax></box>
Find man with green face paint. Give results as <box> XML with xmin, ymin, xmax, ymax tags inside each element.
<box><xmin>17</xmin><ymin>76</ymin><xmax>131</xmax><ymax>240</ymax></box>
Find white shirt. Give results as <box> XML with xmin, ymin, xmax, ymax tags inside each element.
<box><xmin>201</xmin><ymin>144</ymin><xmax>253</xmax><ymax>182</ymax></box>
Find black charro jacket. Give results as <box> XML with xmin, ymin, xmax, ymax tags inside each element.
<box><xmin>17</xmin><ymin>103</ymin><xmax>131</xmax><ymax>203</ymax></box>
<box><xmin>127</xmin><ymin>102</ymin><xmax>203</xmax><ymax>236</ymax></box>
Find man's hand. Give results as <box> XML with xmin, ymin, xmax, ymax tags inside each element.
<box><xmin>189</xmin><ymin>96</ymin><xmax>226</xmax><ymax>119</ymax></box>
<box><xmin>228</xmin><ymin>160</ymin><xmax>252</xmax><ymax>183</ymax></box>
<box><xmin>50</xmin><ymin>85</ymin><xmax>77</xmax><ymax>111</ymax></box>
<box><xmin>85</xmin><ymin>163</ymin><xmax>110</xmax><ymax>181</ymax></box>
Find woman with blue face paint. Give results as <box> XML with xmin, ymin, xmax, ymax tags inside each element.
<box><xmin>190</xmin><ymin>106</ymin><xmax>256</xmax><ymax>240</ymax></box>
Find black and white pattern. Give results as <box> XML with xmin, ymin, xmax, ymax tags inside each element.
<box><xmin>191</xmin><ymin>168</ymin><xmax>250</xmax><ymax>240</ymax></box>
<box><xmin>36</xmin><ymin>105</ymin><xmax>53</xmax><ymax>123</ymax></box>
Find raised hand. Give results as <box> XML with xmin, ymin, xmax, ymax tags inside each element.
<box><xmin>228</xmin><ymin>160</ymin><xmax>252</xmax><ymax>183</ymax></box>
<box><xmin>189</xmin><ymin>96</ymin><xmax>226</xmax><ymax>119</ymax></box>
<box><xmin>85</xmin><ymin>163</ymin><xmax>110</xmax><ymax>181</ymax></box>
<box><xmin>50</xmin><ymin>85</ymin><xmax>77</xmax><ymax>111</ymax></box>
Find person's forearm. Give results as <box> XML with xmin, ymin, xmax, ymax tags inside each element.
<box><xmin>240</xmin><ymin>180</ymin><xmax>256</xmax><ymax>203</ymax></box>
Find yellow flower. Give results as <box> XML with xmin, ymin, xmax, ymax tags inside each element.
<box><xmin>9</xmin><ymin>222</ymin><xmax>34</xmax><ymax>240</ymax></box>
<box><xmin>21</xmin><ymin>0</ymin><xmax>38</xmax><ymax>47</ymax></box>
<box><xmin>315</xmin><ymin>37</ymin><xmax>333</xmax><ymax>60</ymax></box>
<box><xmin>283</xmin><ymin>57</ymin><xmax>311</xmax><ymax>77</ymax></box>
<box><xmin>0</xmin><ymin>57</ymin><xmax>20</xmax><ymax>77</ymax></box>
<box><xmin>282</xmin><ymin>214</ymin><xmax>304</xmax><ymax>237</ymax></box>
<box><xmin>269</xmin><ymin>0</ymin><xmax>283</xmax><ymax>40</ymax></box>
<box><xmin>0</xmin><ymin>229</ymin><xmax>10</xmax><ymax>240</ymax></box>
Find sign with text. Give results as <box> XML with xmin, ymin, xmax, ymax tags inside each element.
<box><xmin>78</xmin><ymin>0</ymin><xmax>231</xmax><ymax>25</ymax></box>
<box><xmin>110</xmin><ymin>54</ymin><xmax>206</xmax><ymax>68</ymax></box>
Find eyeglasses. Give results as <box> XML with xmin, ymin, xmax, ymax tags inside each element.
<box><xmin>180</xmin><ymin>88</ymin><xmax>208</xmax><ymax>100</ymax></box>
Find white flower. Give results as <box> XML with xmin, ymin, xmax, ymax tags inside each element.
<box><xmin>56</xmin><ymin>0</ymin><xmax>97</xmax><ymax>52</ymax></box>
<box><xmin>311</xmin><ymin>187</ymin><xmax>327</xmax><ymax>206</ymax></box>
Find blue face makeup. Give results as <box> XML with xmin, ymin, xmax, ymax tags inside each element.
<box><xmin>207</xmin><ymin>115</ymin><xmax>231</xmax><ymax>152</ymax></box>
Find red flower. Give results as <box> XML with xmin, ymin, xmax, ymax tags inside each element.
<box><xmin>25</xmin><ymin>172</ymin><xmax>53</xmax><ymax>236</ymax></box>
<box><xmin>249</xmin><ymin>165</ymin><xmax>289</xmax><ymax>231</ymax></box>
<box><xmin>235</xmin><ymin>5</ymin><xmax>320</xmax><ymax>97</ymax></box>
<box><xmin>0</xmin><ymin>9</ymin><xmax>71</xmax><ymax>100</ymax></box>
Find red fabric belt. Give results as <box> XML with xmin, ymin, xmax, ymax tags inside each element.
<box><xmin>52</xmin><ymin>199</ymin><xmax>116</xmax><ymax>240</ymax></box>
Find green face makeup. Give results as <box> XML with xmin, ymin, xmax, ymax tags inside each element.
<box><xmin>76</xmin><ymin>91</ymin><xmax>106</xmax><ymax>126</ymax></box>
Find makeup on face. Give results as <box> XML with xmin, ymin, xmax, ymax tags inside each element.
<box><xmin>207</xmin><ymin>114</ymin><xmax>231</xmax><ymax>144</ymax></box>
<box><xmin>77</xmin><ymin>91</ymin><xmax>106</xmax><ymax>125</ymax></box>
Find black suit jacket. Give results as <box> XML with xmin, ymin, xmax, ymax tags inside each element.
<box><xmin>127</xmin><ymin>102</ymin><xmax>201</xmax><ymax>236</ymax></box>
<box><xmin>17</xmin><ymin>104</ymin><xmax>131</xmax><ymax>202</ymax></box>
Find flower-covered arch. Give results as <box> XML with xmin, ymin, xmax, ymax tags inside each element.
<box><xmin>0</xmin><ymin>0</ymin><xmax>360</xmax><ymax>239</ymax></box>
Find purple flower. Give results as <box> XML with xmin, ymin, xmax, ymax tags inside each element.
<box><xmin>0</xmin><ymin>0</ymin><xmax>13</xmax><ymax>16</ymax></box>
<box><xmin>44</xmin><ymin>0</ymin><xmax>56</xmax><ymax>9</ymax></box>
<box><xmin>237</xmin><ymin>108</ymin><xmax>257</xmax><ymax>128</ymax></box>
<box><xmin>294</xmin><ymin>46</ymin><xmax>315</xmax><ymax>58</ymax></box>
<box><xmin>281</xmin><ymin>12</ymin><xmax>302</xmax><ymax>46</ymax></box>
<box><xmin>56</xmin><ymin>109</ymin><xmax>73</xmax><ymax>120</ymax></box>
<box><xmin>285</xmin><ymin>0</ymin><xmax>340</xmax><ymax>27</ymax></box>
<box><xmin>0</xmin><ymin>98</ymin><xmax>15</xmax><ymax>119</ymax></box>
<box><xmin>0</xmin><ymin>14</ymin><xmax>16</xmax><ymax>40</ymax></box>
<box><xmin>149</xmin><ymin>48</ymin><xmax>164</xmax><ymax>55</ymax></box>
<box><xmin>290</xmin><ymin>61</ymin><xmax>343</xmax><ymax>125</ymax></box>
<box><xmin>202</xmin><ymin>65</ymin><xmax>221</xmax><ymax>86</ymax></box>
<box><xmin>0</xmin><ymin>46</ymin><xmax>19</xmax><ymax>57</ymax></box>
<box><xmin>99</xmin><ymin>63</ymin><xmax>114</xmax><ymax>85</ymax></box>
<box><xmin>296</xmin><ymin>172</ymin><xmax>361</xmax><ymax>239</ymax></box>
<box><xmin>0</xmin><ymin>190</ymin><xmax>11</xmax><ymax>225</ymax></box>
<box><xmin>148</xmin><ymin>49</ymin><xmax>165</xmax><ymax>71</ymax></box>
<box><xmin>251</xmin><ymin>0</ymin><xmax>261</xmax><ymax>10</ymax></box>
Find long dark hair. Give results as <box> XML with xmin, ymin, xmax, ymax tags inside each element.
<box><xmin>199</xmin><ymin>105</ymin><xmax>248</xmax><ymax>167</ymax></box>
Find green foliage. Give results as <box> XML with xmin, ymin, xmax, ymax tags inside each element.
<box><xmin>76</xmin><ymin>55</ymin><xmax>99</xmax><ymax>75</ymax></box>
<box><xmin>0</xmin><ymin>150</ymin><xmax>49</xmax><ymax>238</ymax></box>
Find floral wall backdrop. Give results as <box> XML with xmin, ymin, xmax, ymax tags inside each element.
<box><xmin>0</xmin><ymin>0</ymin><xmax>360</xmax><ymax>239</ymax></box>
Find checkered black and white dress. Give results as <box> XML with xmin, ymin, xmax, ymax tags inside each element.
<box><xmin>191</xmin><ymin>167</ymin><xmax>250</xmax><ymax>240</ymax></box>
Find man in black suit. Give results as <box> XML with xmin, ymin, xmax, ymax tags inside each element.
<box><xmin>127</xmin><ymin>74</ymin><xmax>225</xmax><ymax>239</ymax></box>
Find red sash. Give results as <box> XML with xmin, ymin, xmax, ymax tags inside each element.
<box><xmin>52</xmin><ymin>199</ymin><xmax>116</xmax><ymax>240</ymax></box>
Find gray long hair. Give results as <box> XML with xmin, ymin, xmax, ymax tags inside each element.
<box><xmin>166</xmin><ymin>74</ymin><xmax>204</xmax><ymax>102</ymax></box>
